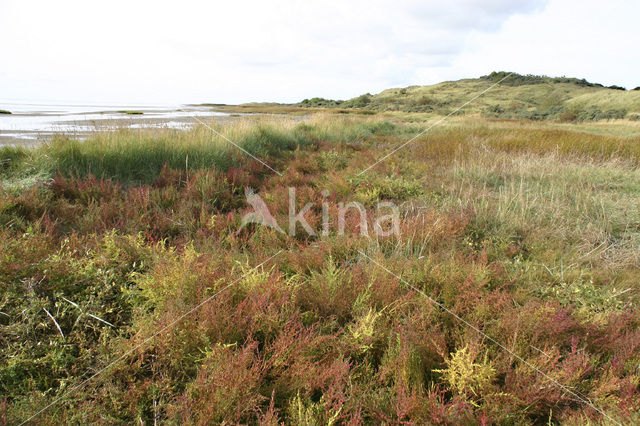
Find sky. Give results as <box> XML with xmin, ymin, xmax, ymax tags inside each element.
<box><xmin>1</xmin><ymin>0</ymin><xmax>638</xmax><ymax>106</ymax></box>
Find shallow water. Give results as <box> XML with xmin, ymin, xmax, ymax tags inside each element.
<box><xmin>0</xmin><ymin>102</ymin><xmax>230</xmax><ymax>145</ymax></box>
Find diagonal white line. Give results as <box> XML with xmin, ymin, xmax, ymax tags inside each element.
<box><xmin>192</xmin><ymin>116</ymin><xmax>283</xmax><ymax>176</ymax></box>
<box><xmin>358</xmin><ymin>250</ymin><xmax>620</xmax><ymax>425</ymax></box>
<box><xmin>21</xmin><ymin>250</ymin><xmax>283</xmax><ymax>425</ymax></box>
<box><xmin>358</xmin><ymin>73</ymin><xmax>513</xmax><ymax>176</ymax></box>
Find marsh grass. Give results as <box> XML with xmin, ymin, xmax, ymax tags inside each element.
<box><xmin>3</xmin><ymin>114</ymin><xmax>640</xmax><ymax>424</ymax></box>
<box><xmin>1</xmin><ymin>115</ymin><xmax>412</xmax><ymax>186</ymax></box>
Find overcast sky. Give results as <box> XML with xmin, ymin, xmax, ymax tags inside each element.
<box><xmin>1</xmin><ymin>0</ymin><xmax>638</xmax><ymax>105</ymax></box>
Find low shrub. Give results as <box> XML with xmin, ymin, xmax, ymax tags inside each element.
<box><xmin>434</xmin><ymin>346</ymin><xmax>496</xmax><ymax>399</ymax></box>
<box><xmin>575</xmin><ymin>106</ymin><xmax>627</xmax><ymax>121</ymax></box>
<box><xmin>299</xmin><ymin>97</ymin><xmax>343</xmax><ymax>107</ymax></box>
<box><xmin>343</xmin><ymin>94</ymin><xmax>372</xmax><ymax>108</ymax></box>
<box><xmin>482</xmin><ymin>71</ymin><xmax>607</xmax><ymax>88</ymax></box>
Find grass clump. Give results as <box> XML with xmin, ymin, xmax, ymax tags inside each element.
<box><xmin>0</xmin><ymin>109</ymin><xmax>12</xmax><ymax>114</ymax></box>
<box><xmin>0</xmin><ymin>146</ymin><xmax>29</xmax><ymax>176</ymax></box>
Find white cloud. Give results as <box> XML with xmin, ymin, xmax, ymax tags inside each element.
<box><xmin>451</xmin><ymin>0</ymin><xmax>640</xmax><ymax>89</ymax></box>
<box><xmin>0</xmin><ymin>0</ymin><xmax>637</xmax><ymax>105</ymax></box>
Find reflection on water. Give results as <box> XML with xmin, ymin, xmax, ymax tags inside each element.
<box><xmin>0</xmin><ymin>102</ymin><xmax>231</xmax><ymax>145</ymax></box>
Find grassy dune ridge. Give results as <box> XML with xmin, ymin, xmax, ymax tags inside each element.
<box><xmin>2</xmin><ymin>113</ymin><xmax>640</xmax><ymax>423</ymax></box>
<box><xmin>292</xmin><ymin>72</ymin><xmax>640</xmax><ymax>122</ymax></box>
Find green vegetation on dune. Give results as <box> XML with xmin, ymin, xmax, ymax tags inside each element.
<box><xmin>299</xmin><ymin>97</ymin><xmax>343</xmax><ymax>107</ymax></box>
<box><xmin>299</xmin><ymin>72</ymin><xmax>640</xmax><ymax>123</ymax></box>
<box><xmin>566</xmin><ymin>89</ymin><xmax>640</xmax><ymax>111</ymax></box>
<box><xmin>3</xmin><ymin>113</ymin><xmax>640</xmax><ymax>423</ymax></box>
<box><xmin>0</xmin><ymin>109</ymin><xmax>12</xmax><ymax>114</ymax></box>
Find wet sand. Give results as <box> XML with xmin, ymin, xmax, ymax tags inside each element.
<box><xmin>0</xmin><ymin>104</ymin><xmax>238</xmax><ymax>146</ymax></box>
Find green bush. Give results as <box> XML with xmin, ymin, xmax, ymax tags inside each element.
<box><xmin>575</xmin><ymin>106</ymin><xmax>627</xmax><ymax>121</ymax></box>
<box><xmin>484</xmin><ymin>104</ymin><xmax>505</xmax><ymax>117</ymax></box>
<box><xmin>299</xmin><ymin>97</ymin><xmax>343</xmax><ymax>107</ymax></box>
<box><xmin>343</xmin><ymin>94</ymin><xmax>372</xmax><ymax>108</ymax></box>
<box><xmin>316</xmin><ymin>150</ymin><xmax>348</xmax><ymax>171</ymax></box>
<box><xmin>482</xmin><ymin>71</ymin><xmax>607</xmax><ymax>88</ymax></box>
<box><xmin>413</xmin><ymin>95</ymin><xmax>436</xmax><ymax>106</ymax></box>
<box><xmin>484</xmin><ymin>105</ymin><xmax>568</xmax><ymax>121</ymax></box>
